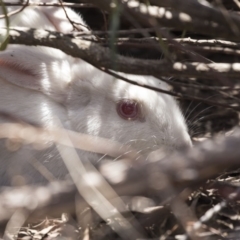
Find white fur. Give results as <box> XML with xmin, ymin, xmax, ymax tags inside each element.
<box><xmin>0</xmin><ymin>1</ymin><xmax>191</xmax><ymax>185</ymax></box>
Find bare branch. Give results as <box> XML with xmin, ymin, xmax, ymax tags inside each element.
<box><xmin>1</xmin><ymin>27</ymin><xmax>240</xmax><ymax>110</ymax></box>
<box><xmin>82</xmin><ymin>0</ymin><xmax>240</xmax><ymax>41</ymax></box>
<box><xmin>2</xmin><ymin>28</ymin><xmax>240</xmax><ymax>80</ymax></box>
<box><xmin>2</xmin><ymin>2</ymin><xmax>95</xmax><ymax>8</ymax></box>
<box><xmin>1</xmin><ymin>127</ymin><xmax>240</xmax><ymax>227</ymax></box>
<box><xmin>149</xmin><ymin>0</ymin><xmax>240</xmax><ymax>35</ymax></box>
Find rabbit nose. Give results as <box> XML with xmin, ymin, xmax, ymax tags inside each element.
<box><xmin>176</xmin><ymin>136</ymin><xmax>192</xmax><ymax>150</ymax></box>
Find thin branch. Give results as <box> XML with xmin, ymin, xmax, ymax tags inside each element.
<box><xmin>0</xmin><ymin>0</ymin><xmax>29</xmax><ymax>19</ymax></box>
<box><xmin>1</xmin><ymin>126</ymin><xmax>240</xmax><ymax>226</ymax></box>
<box><xmin>149</xmin><ymin>0</ymin><xmax>240</xmax><ymax>35</ymax></box>
<box><xmin>85</xmin><ymin>0</ymin><xmax>240</xmax><ymax>41</ymax></box>
<box><xmin>1</xmin><ymin>27</ymin><xmax>240</xmax><ymax>109</ymax></box>
<box><xmin>102</xmin><ymin>69</ymin><xmax>240</xmax><ymax>110</ymax></box>
<box><xmin>171</xmin><ymin>38</ymin><xmax>240</xmax><ymax>49</ymax></box>
<box><xmin>1</xmin><ymin>2</ymin><xmax>95</xmax><ymax>8</ymax></box>
<box><xmin>3</xmin><ymin>28</ymin><xmax>240</xmax><ymax>80</ymax></box>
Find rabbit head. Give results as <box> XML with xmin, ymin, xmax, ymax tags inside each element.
<box><xmin>0</xmin><ymin>2</ymin><xmax>191</xmax><ymax>168</ymax></box>
<box><xmin>68</xmin><ymin>64</ymin><xmax>192</xmax><ymax>154</ymax></box>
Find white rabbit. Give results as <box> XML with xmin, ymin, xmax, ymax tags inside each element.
<box><xmin>0</xmin><ymin>1</ymin><xmax>191</xmax><ymax>185</ymax></box>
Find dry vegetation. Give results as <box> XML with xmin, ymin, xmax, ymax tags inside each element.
<box><xmin>1</xmin><ymin>0</ymin><xmax>240</xmax><ymax>239</ymax></box>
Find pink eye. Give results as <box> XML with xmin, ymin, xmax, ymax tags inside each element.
<box><xmin>117</xmin><ymin>99</ymin><xmax>140</xmax><ymax>120</ymax></box>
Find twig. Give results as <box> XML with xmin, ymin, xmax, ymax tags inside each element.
<box><xmin>149</xmin><ymin>0</ymin><xmax>240</xmax><ymax>35</ymax></box>
<box><xmin>1</xmin><ymin>27</ymin><xmax>240</xmax><ymax>109</ymax></box>
<box><xmin>2</xmin><ymin>28</ymin><xmax>240</xmax><ymax>80</ymax></box>
<box><xmin>1</xmin><ymin>127</ymin><xmax>240</xmax><ymax>226</ymax></box>
<box><xmin>0</xmin><ymin>0</ymin><xmax>29</xmax><ymax>19</ymax></box>
<box><xmin>2</xmin><ymin>2</ymin><xmax>95</xmax><ymax>8</ymax></box>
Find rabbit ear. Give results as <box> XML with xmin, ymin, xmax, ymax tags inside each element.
<box><xmin>41</xmin><ymin>4</ymin><xmax>88</xmax><ymax>33</ymax></box>
<box><xmin>0</xmin><ymin>1</ymin><xmax>88</xmax><ymax>33</ymax></box>
<box><xmin>0</xmin><ymin>45</ymin><xmax>72</xmax><ymax>100</ymax></box>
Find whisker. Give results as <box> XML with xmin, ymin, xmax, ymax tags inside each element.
<box><xmin>184</xmin><ymin>94</ymin><xmax>219</xmax><ymax>122</ymax></box>
<box><xmin>189</xmin><ymin>123</ymin><xmax>201</xmax><ymax>131</ymax></box>
<box><xmin>188</xmin><ymin>105</ymin><xmax>215</xmax><ymax>126</ymax></box>
<box><xmin>112</xmin><ymin>149</ymin><xmax>140</xmax><ymax>161</ymax></box>
<box><xmin>124</xmin><ymin>138</ymin><xmax>148</xmax><ymax>144</ymax></box>
<box><xmin>184</xmin><ymin>101</ymin><xmax>194</xmax><ymax>119</ymax></box>
<box><xmin>96</xmin><ymin>153</ymin><xmax>108</xmax><ymax>163</ymax></box>
<box><xmin>189</xmin><ymin>126</ymin><xmax>201</xmax><ymax>137</ymax></box>
<box><xmin>150</xmin><ymin>135</ymin><xmax>158</xmax><ymax>145</ymax></box>
<box><xmin>191</xmin><ymin>131</ymin><xmax>207</xmax><ymax>137</ymax></box>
